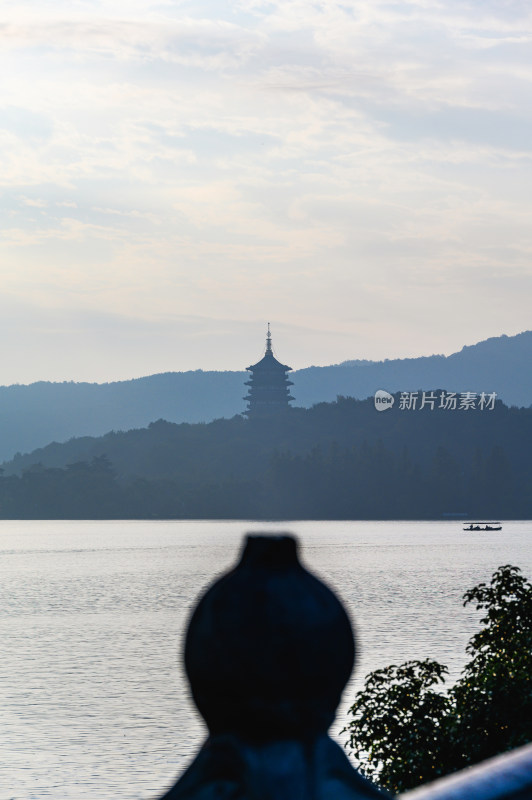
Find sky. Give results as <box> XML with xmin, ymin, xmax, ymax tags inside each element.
<box><xmin>1</xmin><ymin>0</ymin><xmax>532</xmax><ymax>383</ymax></box>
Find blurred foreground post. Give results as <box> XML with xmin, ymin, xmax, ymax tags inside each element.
<box><xmin>159</xmin><ymin>533</ymin><xmax>390</xmax><ymax>800</ymax></box>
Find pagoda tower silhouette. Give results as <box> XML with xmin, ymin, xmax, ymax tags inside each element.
<box><xmin>244</xmin><ymin>324</ymin><xmax>294</xmax><ymax>417</ymax></box>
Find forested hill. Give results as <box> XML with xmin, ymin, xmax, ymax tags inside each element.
<box><xmin>1</xmin><ymin>394</ymin><xmax>531</xmax><ymax>519</ymax></box>
<box><xmin>0</xmin><ymin>330</ymin><xmax>530</xmax><ymax>463</ymax></box>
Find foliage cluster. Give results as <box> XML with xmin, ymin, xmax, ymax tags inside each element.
<box><xmin>343</xmin><ymin>565</ymin><xmax>532</xmax><ymax>793</ymax></box>
<box><xmin>1</xmin><ymin>395</ymin><xmax>531</xmax><ymax>518</ymax></box>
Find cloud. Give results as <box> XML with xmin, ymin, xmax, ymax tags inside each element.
<box><xmin>0</xmin><ymin>0</ymin><xmax>531</xmax><ymax>380</ymax></box>
<box><xmin>19</xmin><ymin>196</ymin><xmax>47</xmax><ymax>208</ymax></box>
<box><xmin>0</xmin><ymin>16</ymin><xmax>265</xmax><ymax>69</ymax></box>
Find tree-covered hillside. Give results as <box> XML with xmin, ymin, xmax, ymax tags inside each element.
<box><xmin>1</xmin><ymin>393</ymin><xmax>530</xmax><ymax>519</ymax></box>
<box><xmin>0</xmin><ymin>330</ymin><xmax>530</xmax><ymax>463</ymax></box>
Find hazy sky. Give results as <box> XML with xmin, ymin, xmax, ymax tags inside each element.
<box><xmin>2</xmin><ymin>0</ymin><xmax>531</xmax><ymax>382</ymax></box>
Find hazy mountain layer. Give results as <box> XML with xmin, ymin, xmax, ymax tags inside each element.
<box><xmin>0</xmin><ymin>330</ymin><xmax>530</xmax><ymax>463</ymax></box>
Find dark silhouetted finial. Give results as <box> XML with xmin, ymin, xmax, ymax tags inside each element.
<box><xmin>159</xmin><ymin>534</ymin><xmax>390</xmax><ymax>800</ymax></box>
<box><xmin>266</xmin><ymin>322</ymin><xmax>272</xmax><ymax>353</ymax></box>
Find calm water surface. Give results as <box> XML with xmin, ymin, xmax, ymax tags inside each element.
<box><xmin>0</xmin><ymin>519</ymin><xmax>531</xmax><ymax>799</ymax></box>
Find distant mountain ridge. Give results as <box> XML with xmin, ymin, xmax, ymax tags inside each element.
<box><xmin>0</xmin><ymin>330</ymin><xmax>530</xmax><ymax>463</ymax></box>
<box><xmin>296</xmin><ymin>331</ymin><xmax>532</xmax><ymax>408</ymax></box>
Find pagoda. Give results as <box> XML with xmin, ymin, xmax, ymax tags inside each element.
<box><xmin>244</xmin><ymin>324</ymin><xmax>294</xmax><ymax>417</ymax></box>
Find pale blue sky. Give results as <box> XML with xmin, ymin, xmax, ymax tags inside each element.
<box><xmin>1</xmin><ymin>0</ymin><xmax>531</xmax><ymax>382</ymax></box>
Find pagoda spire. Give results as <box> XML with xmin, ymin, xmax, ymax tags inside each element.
<box><xmin>266</xmin><ymin>322</ymin><xmax>272</xmax><ymax>354</ymax></box>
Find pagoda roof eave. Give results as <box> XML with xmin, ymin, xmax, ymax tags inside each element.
<box><xmin>246</xmin><ymin>353</ymin><xmax>292</xmax><ymax>371</ymax></box>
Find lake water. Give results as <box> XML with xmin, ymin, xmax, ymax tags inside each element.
<box><xmin>0</xmin><ymin>519</ymin><xmax>531</xmax><ymax>799</ymax></box>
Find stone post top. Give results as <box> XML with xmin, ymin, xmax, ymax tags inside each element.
<box><xmin>160</xmin><ymin>533</ymin><xmax>390</xmax><ymax>800</ymax></box>
<box><xmin>238</xmin><ymin>533</ymin><xmax>299</xmax><ymax>568</ymax></box>
<box><xmin>184</xmin><ymin>533</ymin><xmax>355</xmax><ymax>741</ymax></box>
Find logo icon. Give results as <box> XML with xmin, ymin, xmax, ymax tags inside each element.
<box><xmin>374</xmin><ymin>389</ymin><xmax>394</xmax><ymax>412</ymax></box>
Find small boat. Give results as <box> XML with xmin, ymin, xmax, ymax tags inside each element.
<box><xmin>463</xmin><ymin>522</ymin><xmax>502</xmax><ymax>532</ymax></box>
